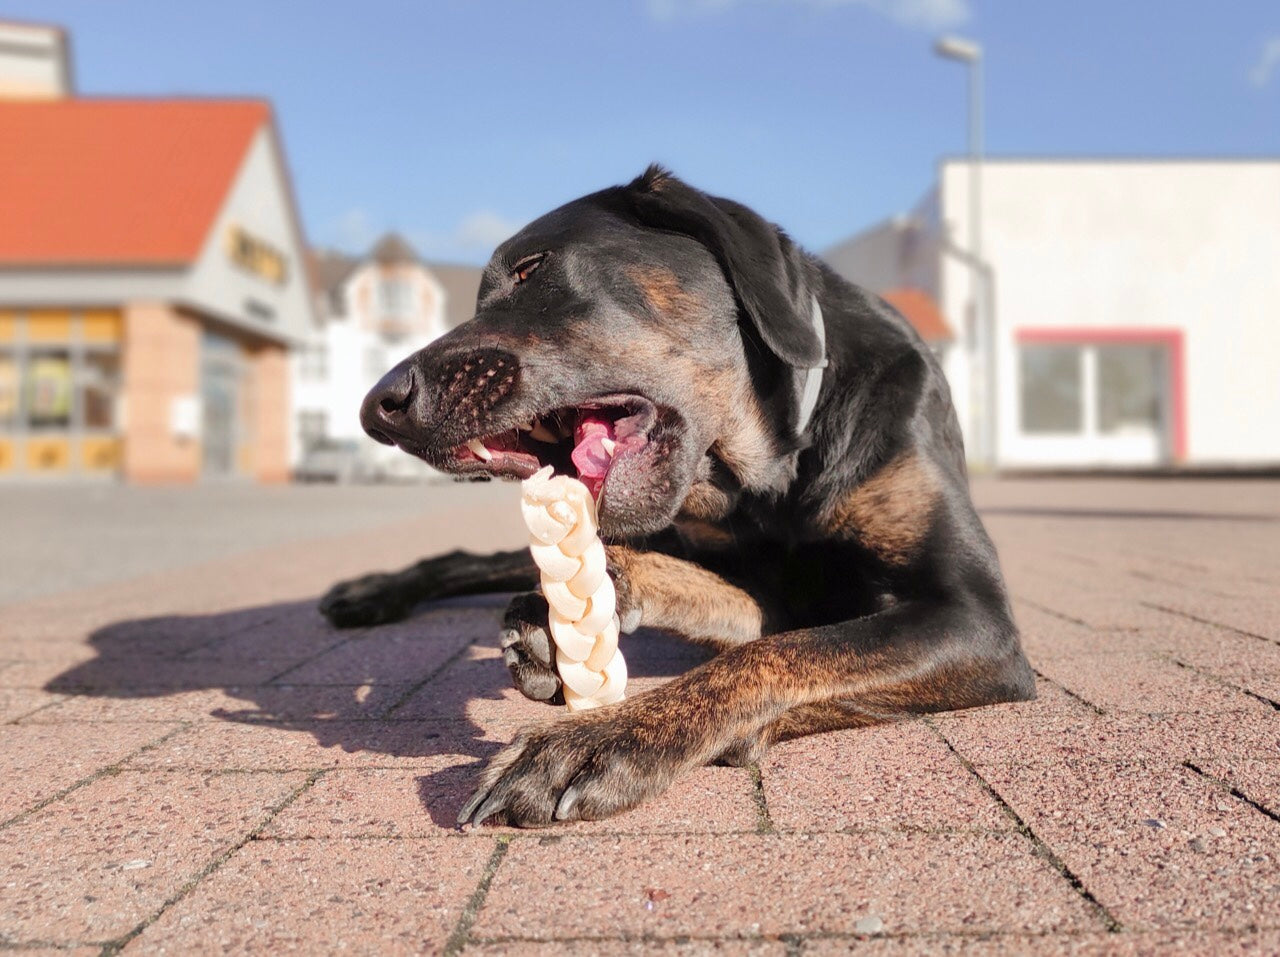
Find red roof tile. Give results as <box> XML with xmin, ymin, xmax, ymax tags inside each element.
<box><xmin>0</xmin><ymin>99</ymin><xmax>269</xmax><ymax>265</ymax></box>
<box><xmin>881</xmin><ymin>287</ymin><xmax>954</xmax><ymax>343</ymax></box>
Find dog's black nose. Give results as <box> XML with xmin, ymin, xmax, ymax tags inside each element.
<box><xmin>361</xmin><ymin>363</ymin><xmax>417</xmax><ymax>445</ymax></box>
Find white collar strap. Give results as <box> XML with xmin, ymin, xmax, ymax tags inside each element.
<box><xmin>795</xmin><ymin>294</ymin><xmax>828</xmax><ymax>436</ymax></box>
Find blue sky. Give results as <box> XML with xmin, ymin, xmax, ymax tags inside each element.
<box><xmin>14</xmin><ymin>0</ymin><xmax>1280</xmax><ymax>263</ymax></box>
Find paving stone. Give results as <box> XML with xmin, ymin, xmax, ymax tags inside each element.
<box><xmin>469</xmin><ymin>941</ymin><xmax>787</xmax><ymax>955</ymax></box>
<box><xmin>28</xmin><ymin>656</ymin><xmax>291</xmax><ymax>693</ymax></box>
<box><xmin>124</xmin><ymin>718</ymin><xmax>501</xmax><ymax>771</ymax></box>
<box><xmin>25</xmin><ymin>683</ymin><xmax>411</xmax><ymax>724</ymax></box>
<box><xmin>1153</xmin><ymin>712</ymin><xmax>1280</xmax><ymax>761</ymax></box>
<box><xmin>1194</xmin><ymin>758</ymin><xmax>1280</xmax><ymax>820</ymax></box>
<box><xmin>1036</xmin><ymin>653</ymin><xmax>1271</xmax><ymax>714</ymax></box>
<box><xmin>0</xmin><ymin>687</ymin><xmax>64</xmax><ymax>722</ymax></box>
<box><xmin>267</xmin><ymin>763</ymin><xmax>759</xmax><ymax>839</ymax></box>
<box><xmin>761</xmin><ymin>721</ymin><xmax>1013</xmax><ymax>832</ymax></box>
<box><xmin>270</xmin><ymin>614</ymin><xmax>482</xmax><ymax>686</ymax></box>
<box><xmin>0</xmin><ymin>769</ymin><xmax>306</xmax><ymax>945</ymax></box>
<box><xmin>0</xmin><ymin>722</ymin><xmax>179</xmax><ymax>821</ymax></box>
<box><xmin>127</xmin><ymin>836</ymin><xmax>491</xmax><ymax>954</ymax></box>
<box><xmin>475</xmin><ymin>832</ymin><xmax>1101</xmax><ymax>940</ymax></box>
<box><xmin>934</xmin><ymin>683</ymin><xmax>1164</xmax><ymax>765</ymax></box>
<box><xmin>806</xmin><ymin>929</ymin><xmax>1280</xmax><ymax>955</ymax></box>
<box><xmin>976</xmin><ymin>760</ymin><xmax>1280</xmax><ymax>930</ymax></box>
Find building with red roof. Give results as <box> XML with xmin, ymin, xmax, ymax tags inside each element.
<box><xmin>0</xmin><ymin>23</ymin><xmax>313</xmax><ymax>482</ymax></box>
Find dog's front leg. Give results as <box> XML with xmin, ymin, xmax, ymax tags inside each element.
<box><xmin>499</xmin><ymin>547</ymin><xmax>769</xmax><ymax>704</ymax></box>
<box><xmin>320</xmin><ymin>548</ymin><xmax>538</xmax><ymax>627</ymax></box>
<box><xmin>460</xmin><ymin>600</ymin><xmax>1035</xmax><ymax>827</ymax></box>
<box><xmin>607</xmin><ymin>545</ymin><xmax>771</xmax><ymax>649</ymax></box>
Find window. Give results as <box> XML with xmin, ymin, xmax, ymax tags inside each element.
<box><xmin>377</xmin><ymin>278</ymin><xmax>413</xmax><ymax>318</ymax></box>
<box><xmin>1097</xmin><ymin>345</ymin><xmax>1163</xmax><ymax>435</ymax></box>
<box><xmin>1020</xmin><ymin>345</ymin><xmax>1082</xmax><ymax>434</ymax></box>
<box><xmin>299</xmin><ymin>411</ymin><xmax>327</xmax><ymax>451</ymax></box>
<box><xmin>80</xmin><ymin>352</ymin><xmax>120</xmax><ymax>430</ymax></box>
<box><xmin>0</xmin><ymin>355</ymin><xmax>16</xmax><ymax>427</ymax></box>
<box><xmin>26</xmin><ymin>351</ymin><xmax>73</xmax><ymax>429</ymax></box>
<box><xmin>300</xmin><ymin>344</ymin><xmax>328</xmax><ymax>381</ymax></box>
<box><xmin>364</xmin><ymin>347</ymin><xmax>388</xmax><ymax>381</ymax></box>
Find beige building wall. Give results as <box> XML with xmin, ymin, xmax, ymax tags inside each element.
<box><xmin>248</xmin><ymin>342</ymin><xmax>289</xmax><ymax>482</ymax></box>
<box><xmin>121</xmin><ymin>301</ymin><xmax>200</xmax><ymax>483</ymax></box>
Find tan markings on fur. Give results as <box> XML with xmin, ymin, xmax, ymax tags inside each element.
<box><xmin>709</xmin><ymin>383</ymin><xmax>776</xmax><ymax>484</ymax></box>
<box><xmin>678</xmin><ymin>482</ymin><xmax>734</xmax><ymax>522</ymax></box>
<box><xmin>828</xmin><ymin>452</ymin><xmax>939</xmax><ymax>565</ymax></box>
<box><xmin>608</xmin><ymin>546</ymin><xmax>764</xmax><ymax>649</ymax></box>
<box><xmin>674</xmin><ymin>516</ymin><xmax>737</xmax><ymax>551</ymax></box>
<box><xmin>625</xmin><ymin>265</ymin><xmax>700</xmax><ymax>321</ymax></box>
<box><xmin>762</xmin><ymin>701</ymin><xmax>884</xmax><ymax>744</ymax></box>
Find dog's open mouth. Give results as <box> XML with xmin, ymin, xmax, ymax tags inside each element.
<box><xmin>448</xmin><ymin>394</ymin><xmax>657</xmax><ymax>500</ymax></box>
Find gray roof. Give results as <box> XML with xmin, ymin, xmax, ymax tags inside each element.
<box><xmin>371</xmin><ymin>232</ymin><xmax>419</xmax><ymax>265</ymax></box>
<box><xmin>306</xmin><ymin>233</ymin><xmax>482</xmax><ymax>330</ymax></box>
<box><xmin>822</xmin><ymin>189</ymin><xmax>942</xmax><ymax>298</ymax></box>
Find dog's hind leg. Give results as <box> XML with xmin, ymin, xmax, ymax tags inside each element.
<box><xmin>319</xmin><ymin>548</ymin><xmax>538</xmax><ymax>628</ymax></box>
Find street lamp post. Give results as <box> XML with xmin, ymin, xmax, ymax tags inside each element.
<box><xmin>934</xmin><ymin>35</ymin><xmax>994</xmax><ymax>470</ymax></box>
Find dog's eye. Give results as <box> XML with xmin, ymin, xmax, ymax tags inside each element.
<box><xmin>512</xmin><ymin>255</ymin><xmax>544</xmax><ymax>285</ymax></box>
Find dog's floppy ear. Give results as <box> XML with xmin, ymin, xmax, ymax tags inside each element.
<box><xmin>625</xmin><ymin>165</ymin><xmax>824</xmax><ymax>369</ymax></box>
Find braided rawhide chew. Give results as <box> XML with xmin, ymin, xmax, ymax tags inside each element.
<box><xmin>520</xmin><ymin>465</ymin><xmax>627</xmax><ymax>711</ymax></box>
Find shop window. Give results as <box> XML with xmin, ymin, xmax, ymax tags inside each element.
<box><xmin>1020</xmin><ymin>345</ymin><xmax>1082</xmax><ymax>434</ymax></box>
<box><xmin>0</xmin><ymin>354</ymin><xmax>16</xmax><ymax>427</ymax></box>
<box><xmin>27</xmin><ymin>352</ymin><xmax>73</xmax><ymax>429</ymax></box>
<box><xmin>1097</xmin><ymin>345</ymin><xmax>1163</xmax><ymax>435</ymax></box>
<box><xmin>81</xmin><ymin>352</ymin><xmax>121</xmax><ymax>430</ymax></box>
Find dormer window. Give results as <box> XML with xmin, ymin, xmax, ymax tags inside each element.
<box><xmin>377</xmin><ymin>277</ymin><xmax>413</xmax><ymax>319</ymax></box>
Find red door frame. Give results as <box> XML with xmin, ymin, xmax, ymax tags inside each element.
<box><xmin>1014</xmin><ymin>327</ymin><xmax>1187</xmax><ymax>462</ymax></box>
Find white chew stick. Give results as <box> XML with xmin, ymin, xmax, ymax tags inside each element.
<box><xmin>520</xmin><ymin>465</ymin><xmax>627</xmax><ymax>711</ymax></box>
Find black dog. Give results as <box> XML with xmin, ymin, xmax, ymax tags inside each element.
<box><xmin>320</xmin><ymin>166</ymin><xmax>1034</xmax><ymax>827</ymax></box>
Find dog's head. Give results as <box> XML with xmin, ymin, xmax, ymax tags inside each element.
<box><xmin>361</xmin><ymin>166</ymin><xmax>824</xmax><ymax>537</ymax></box>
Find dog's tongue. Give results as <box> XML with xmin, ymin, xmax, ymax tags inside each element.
<box><xmin>571</xmin><ymin>414</ymin><xmax>615</xmax><ymax>497</ymax></box>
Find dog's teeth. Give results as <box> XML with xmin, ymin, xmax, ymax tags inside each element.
<box><xmin>466</xmin><ymin>438</ymin><xmax>493</xmax><ymax>462</ymax></box>
<box><xmin>518</xmin><ymin>418</ymin><xmax>536</xmax><ymax>433</ymax></box>
<box><xmin>529</xmin><ymin>420</ymin><xmax>558</xmax><ymax>443</ymax></box>
<box><xmin>601</xmin><ymin>438</ymin><xmax>617</xmax><ymax>457</ymax></box>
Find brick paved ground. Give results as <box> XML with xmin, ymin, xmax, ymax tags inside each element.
<box><xmin>0</xmin><ymin>478</ymin><xmax>1277</xmax><ymax>954</ymax></box>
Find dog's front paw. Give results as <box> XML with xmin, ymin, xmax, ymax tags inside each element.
<box><xmin>319</xmin><ymin>573</ymin><xmax>410</xmax><ymax>627</ymax></box>
<box><xmin>457</xmin><ymin>704</ymin><xmax>684</xmax><ymax>827</ymax></box>
<box><xmin>500</xmin><ymin>592</ymin><xmax>563</xmax><ymax>704</ymax></box>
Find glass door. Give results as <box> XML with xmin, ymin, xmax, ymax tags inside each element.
<box><xmin>200</xmin><ymin>332</ymin><xmax>243</xmax><ymax>477</ymax></box>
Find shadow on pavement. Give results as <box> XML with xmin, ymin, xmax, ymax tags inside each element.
<box><xmin>42</xmin><ymin>595</ymin><xmax>706</xmax><ymax>828</ymax></box>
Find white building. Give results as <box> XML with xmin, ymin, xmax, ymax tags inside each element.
<box><xmin>826</xmin><ymin>159</ymin><xmax>1280</xmax><ymax>471</ymax></box>
<box><xmin>294</xmin><ymin>234</ymin><xmax>482</xmax><ymax>466</ymax></box>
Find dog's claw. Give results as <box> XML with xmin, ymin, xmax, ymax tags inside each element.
<box><xmin>472</xmin><ymin>793</ymin><xmax>507</xmax><ymax>827</ymax></box>
<box><xmin>554</xmin><ymin>783</ymin><xmax>582</xmax><ymax>821</ymax></box>
<box><xmin>457</xmin><ymin>788</ymin><xmax>490</xmax><ymax>826</ymax></box>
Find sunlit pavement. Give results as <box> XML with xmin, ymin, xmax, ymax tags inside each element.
<box><xmin>0</xmin><ymin>477</ymin><xmax>1278</xmax><ymax>953</ymax></box>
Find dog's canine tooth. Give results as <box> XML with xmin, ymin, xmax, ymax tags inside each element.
<box><xmin>466</xmin><ymin>438</ymin><xmax>494</xmax><ymax>462</ymax></box>
<box><xmin>601</xmin><ymin>438</ymin><xmax>617</xmax><ymax>456</ymax></box>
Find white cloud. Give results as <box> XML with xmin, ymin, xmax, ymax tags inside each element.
<box><xmin>331</xmin><ymin>207</ymin><xmax>376</xmax><ymax>250</ymax></box>
<box><xmin>1250</xmin><ymin>36</ymin><xmax>1280</xmax><ymax>88</ymax></box>
<box><xmin>645</xmin><ymin>0</ymin><xmax>970</xmax><ymax>31</ymax></box>
<box><xmin>412</xmin><ymin>210</ymin><xmax>527</xmax><ymax>262</ymax></box>
<box><xmin>453</xmin><ymin>210</ymin><xmax>526</xmax><ymax>249</ymax></box>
